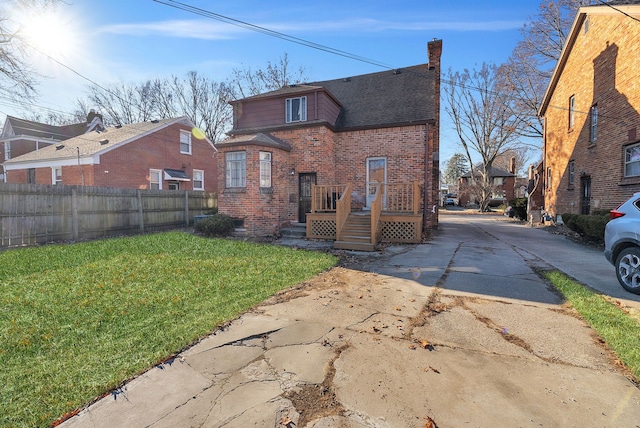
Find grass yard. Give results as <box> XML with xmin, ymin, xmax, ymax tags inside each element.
<box><xmin>0</xmin><ymin>232</ymin><xmax>337</xmax><ymax>427</ymax></box>
<box><xmin>545</xmin><ymin>271</ymin><xmax>640</xmax><ymax>380</ymax></box>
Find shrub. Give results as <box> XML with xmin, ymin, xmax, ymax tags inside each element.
<box><xmin>508</xmin><ymin>197</ymin><xmax>528</xmax><ymax>220</ymax></box>
<box><xmin>561</xmin><ymin>212</ymin><xmax>609</xmax><ymax>243</ymax></box>
<box><xmin>194</xmin><ymin>214</ymin><xmax>235</xmax><ymax>237</ymax></box>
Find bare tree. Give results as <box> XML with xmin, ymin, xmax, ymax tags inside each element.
<box><xmin>444</xmin><ymin>63</ymin><xmax>521</xmax><ymax>211</ymax></box>
<box><xmin>78</xmin><ymin>71</ymin><xmax>232</xmax><ymax>143</ymax></box>
<box><xmin>156</xmin><ymin>71</ymin><xmax>233</xmax><ymax>144</ymax></box>
<box><xmin>493</xmin><ymin>147</ymin><xmax>531</xmax><ymax>177</ymax></box>
<box><xmin>0</xmin><ymin>0</ymin><xmax>61</xmax><ymax>101</ymax></box>
<box><xmin>229</xmin><ymin>53</ymin><xmax>309</xmax><ymax>99</ymax></box>
<box><xmin>501</xmin><ymin>0</ymin><xmax>595</xmax><ymax>139</ymax></box>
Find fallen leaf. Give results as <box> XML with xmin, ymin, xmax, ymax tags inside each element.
<box><xmin>429</xmin><ymin>366</ymin><xmax>440</xmax><ymax>374</ymax></box>
<box><xmin>420</xmin><ymin>340</ymin><xmax>430</xmax><ymax>349</ymax></box>
<box><xmin>373</xmin><ymin>337</ymin><xmax>381</xmax><ymax>341</ymax></box>
<box><xmin>409</xmin><ymin>344</ymin><xmax>417</xmax><ymax>350</ymax></box>
<box><xmin>395</xmin><ymin>306</ymin><xmax>402</xmax><ymax>311</ymax></box>
<box><xmin>424</xmin><ymin>415</ymin><xmax>438</xmax><ymax>427</ymax></box>
<box><xmin>280</xmin><ymin>415</ymin><xmax>292</xmax><ymax>425</ymax></box>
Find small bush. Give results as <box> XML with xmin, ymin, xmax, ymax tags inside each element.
<box><xmin>508</xmin><ymin>197</ymin><xmax>528</xmax><ymax>220</ymax></box>
<box><xmin>195</xmin><ymin>214</ymin><xmax>235</xmax><ymax>237</ymax></box>
<box><xmin>561</xmin><ymin>212</ymin><xmax>609</xmax><ymax>243</ymax></box>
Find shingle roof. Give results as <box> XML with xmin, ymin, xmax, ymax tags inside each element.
<box><xmin>216</xmin><ymin>133</ymin><xmax>292</xmax><ymax>151</ymax></box>
<box><xmin>234</xmin><ymin>64</ymin><xmax>436</xmax><ymax>131</ymax></box>
<box><xmin>462</xmin><ymin>166</ymin><xmax>515</xmax><ymax>178</ymax></box>
<box><xmin>312</xmin><ymin>64</ymin><xmax>435</xmax><ymax>129</ymax></box>
<box><xmin>3</xmin><ymin>117</ymin><xmax>195</xmax><ymax>165</ymax></box>
<box><xmin>2</xmin><ymin>116</ymin><xmax>88</xmax><ymax>141</ymax></box>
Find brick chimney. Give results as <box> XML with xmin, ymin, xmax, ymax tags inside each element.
<box><xmin>428</xmin><ymin>39</ymin><xmax>442</xmax><ymax>71</ymax></box>
<box><xmin>509</xmin><ymin>157</ymin><xmax>516</xmax><ymax>174</ymax></box>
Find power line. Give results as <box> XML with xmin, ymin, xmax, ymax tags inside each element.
<box><xmin>596</xmin><ymin>0</ymin><xmax>640</xmax><ymax>24</ymax></box>
<box><xmin>152</xmin><ymin>0</ymin><xmax>395</xmax><ymax>70</ymax></box>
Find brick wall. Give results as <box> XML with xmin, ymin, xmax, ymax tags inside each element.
<box><xmin>544</xmin><ymin>12</ymin><xmax>640</xmax><ymax>217</ymax></box>
<box><xmin>5</xmin><ymin>123</ymin><xmax>218</xmax><ymax>192</ymax></box>
<box><xmin>217</xmin><ymin>123</ymin><xmax>434</xmax><ymax>236</ymax></box>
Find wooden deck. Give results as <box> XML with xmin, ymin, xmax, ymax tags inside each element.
<box><xmin>306</xmin><ymin>182</ymin><xmax>423</xmax><ymax>251</ymax></box>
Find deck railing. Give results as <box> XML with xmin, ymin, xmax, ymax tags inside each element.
<box><xmin>311</xmin><ymin>184</ymin><xmax>346</xmax><ymax>212</ymax></box>
<box><xmin>382</xmin><ymin>181</ymin><xmax>421</xmax><ymax>213</ymax></box>
<box><xmin>335</xmin><ymin>184</ymin><xmax>351</xmax><ymax>241</ymax></box>
<box><xmin>370</xmin><ymin>183</ymin><xmax>382</xmax><ymax>244</ymax></box>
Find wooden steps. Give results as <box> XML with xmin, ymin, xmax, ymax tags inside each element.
<box><xmin>333</xmin><ymin>213</ymin><xmax>375</xmax><ymax>251</ymax></box>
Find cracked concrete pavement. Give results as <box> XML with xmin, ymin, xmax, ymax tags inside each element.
<box><xmin>60</xmin><ymin>213</ymin><xmax>640</xmax><ymax>427</ymax></box>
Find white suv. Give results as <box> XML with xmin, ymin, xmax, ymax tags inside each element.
<box><xmin>605</xmin><ymin>192</ymin><xmax>640</xmax><ymax>294</ymax></box>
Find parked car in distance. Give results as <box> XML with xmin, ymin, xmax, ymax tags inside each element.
<box><xmin>604</xmin><ymin>192</ymin><xmax>640</xmax><ymax>294</ymax></box>
<box><xmin>445</xmin><ymin>198</ymin><xmax>455</xmax><ymax>206</ymax></box>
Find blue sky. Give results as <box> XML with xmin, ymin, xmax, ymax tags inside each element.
<box><xmin>3</xmin><ymin>0</ymin><xmax>544</xmax><ymax>165</ymax></box>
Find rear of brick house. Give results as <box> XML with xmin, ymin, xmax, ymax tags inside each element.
<box><xmin>216</xmin><ymin>40</ymin><xmax>442</xmax><ymax>247</ymax></box>
<box><xmin>539</xmin><ymin>2</ymin><xmax>640</xmax><ymax>219</ymax></box>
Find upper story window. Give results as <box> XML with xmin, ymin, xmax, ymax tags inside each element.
<box><xmin>180</xmin><ymin>130</ymin><xmax>192</xmax><ymax>155</ymax></box>
<box><xmin>193</xmin><ymin>169</ymin><xmax>204</xmax><ymax>191</ymax></box>
<box><xmin>568</xmin><ymin>95</ymin><xmax>575</xmax><ymax>130</ymax></box>
<box><xmin>286</xmin><ymin>96</ymin><xmax>307</xmax><ymax>123</ymax></box>
<box><xmin>625</xmin><ymin>143</ymin><xmax>640</xmax><ymax>177</ymax></box>
<box><xmin>259</xmin><ymin>152</ymin><xmax>272</xmax><ymax>188</ymax></box>
<box><xmin>590</xmin><ymin>105</ymin><xmax>598</xmax><ymax>144</ymax></box>
<box><xmin>150</xmin><ymin>169</ymin><xmax>162</xmax><ymax>189</ymax></box>
<box><xmin>226</xmin><ymin>151</ymin><xmax>246</xmax><ymax>188</ymax></box>
<box><xmin>52</xmin><ymin>167</ymin><xmax>62</xmax><ymax>185</ymax></box>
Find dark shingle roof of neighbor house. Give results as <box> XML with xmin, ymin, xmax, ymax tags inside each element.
<box><xmin>3</xmin><ymin>117</ymin><xmax>203</xmax><ymax>165</ymax></box>
<box><xmin>462</xmin><ymin>166</ymin><xmax>515</xmax><ymax>178</ymax></box>
<box><xmin>1</xmin><ymin>116</ymin><xmax>88</xmax><ymax>141</ymax></box>
<box><xmin>235</xmin><ymin>64</ymin><xmax>436</xmax><ymax>131</ymax></box>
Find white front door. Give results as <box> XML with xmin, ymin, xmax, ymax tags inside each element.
<box><xmin>366</xmin><ymin>157</ymin><xmax>387</xmax><ymax>208</ymax></box>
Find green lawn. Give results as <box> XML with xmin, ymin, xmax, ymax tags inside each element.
<box><xmin>545</xmin><ymin>271</ymin><xmax>640</xmax><ymax>380</ymax></box>
<box><xmin>0</xmin><ymin>232</ymin><xmax>337</xmax><ymax>427</ymax></box>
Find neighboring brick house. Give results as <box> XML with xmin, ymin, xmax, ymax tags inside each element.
<box><xmin>3</xmin><ymin>117</ymin><xmax>217</xmax><ymax>192</ymax></box>
<box><xmin>457</xmin><ymin>166</ymin><xmax>516</xmax><ymax>207</ymax></box>
<box><xmin>0</xmin><ymin>112</ymin><xmax>104</xmax><ymax>180</ymax></box>
<box><xmin>216</xmin><ymin>40</ymin><xmax>442</xmax><ymax>245</ymax></box>
<box><xmin>539</xmin><ymin>2</ymin><xmax>640</xmax><ymax>218</ymax></box>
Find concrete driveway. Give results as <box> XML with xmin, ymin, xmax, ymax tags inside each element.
<box><xmin>60</xmin><ymin>213</ymin><xmax>640</xmax><ymax>428</ymax></box>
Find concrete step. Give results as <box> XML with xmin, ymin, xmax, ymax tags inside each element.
<box><xmin>333</xmin><ymin>240</ymin><xmax>376</xmax><ymax>251</ymax></box>
<box><xmin>279</xmin><ymin>226</ymin><xmax>306</xmax><ymax>238</ymax></box>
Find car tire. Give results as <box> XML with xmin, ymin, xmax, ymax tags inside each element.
<box><xmin>615</xmin><ymin>247</ymin><xmax>640</xmax><ymax>295</ymax></box>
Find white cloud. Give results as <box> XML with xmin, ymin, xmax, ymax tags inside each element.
<box><xmin>96</xmin><ymin>17</ymin><xmax>523</xmax><ymax>40</ymax></box>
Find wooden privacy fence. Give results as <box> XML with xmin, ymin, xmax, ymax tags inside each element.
<box><xmin>0</xmin><ymin>183</ymin><xmax>217</xmax><ymax>248</ymax></box>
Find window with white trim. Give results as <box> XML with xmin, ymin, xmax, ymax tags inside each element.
<box><xmin>193</xmin><ymin>169</ymin><xmax>204</xmax><ymax>190</ymax></box>
<box><xmin>180</xmin><ymin>130</ymin><xmax>192</xmax><ymax>154</ymax></box>
<box><xmin>568</xmin><ymin>95</ymin><xmax>575</xmax><ymax>129</ymax></box>
<box><xmin>590</xmin><ymin>105</ymin><xmax>598</xmax><ymax>144</ymax></box>
<box><xmin>52</xmin><ymin>167</ymin><xmax>62</xmax><ymax>185</ymax></box>
<box><xmin>225</xmin><ymin>151</ymin><xmax>246</xmax><ymax>188</ymax></box>
<box><xmin>286</xmin><ymin>96</ymin><xmax>307</xmax><ymax>123</ymax></box>
<box><xmin>568</xmin><ymin>160</ymin><xmax>575</xmax><ymax>186</ymax></box>
<box><xmin>625</xmin><ymin>143</ymin><xmax>640</xmax><ymax>177</ymax></box>
<box><xmin>259</xmin><ymin>152</ymin><xmax>272</xmax><ymax>188</ymax></box>
<box><xmin>150</xmin><ymin>169</ymin><xmax>162</xmax><ymax>189</ymax></box>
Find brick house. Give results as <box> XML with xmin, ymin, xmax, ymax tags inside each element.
<box><xmin>0</xmin><ymin>112</ymin><xmax>104</xmax><ymax>181</ymax></box>
<box><xmin>539</xmin><ymin>2</ymin><xmax>640</xmax><ymax>218</ymax></box>
<box><xmin>3</xmin><ymin>117</ymin><xmax>217</xmax><ymax>192</ymax></box>
<box><xmin>457</xmin><ymin>166</ymin><xmax>516</xmax><ymax>207</ymax></box>
<box><xmin>216</xmin><ymin>40</ymin><xmax>442</xmax><ymax>250</ymax></box>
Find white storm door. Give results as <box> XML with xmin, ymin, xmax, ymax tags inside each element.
<box><xmin>366</xmin><ymin>157</ymin><xmax>387</xmax><ymax>208</ymax></box>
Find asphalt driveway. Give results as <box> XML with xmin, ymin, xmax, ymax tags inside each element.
<box><xmin>60</xmin><ymin>213</ymin><xmax>640</xmax><ymax>427</ymax></box>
